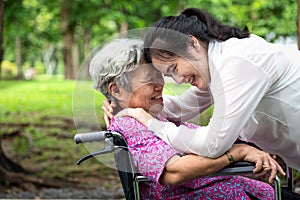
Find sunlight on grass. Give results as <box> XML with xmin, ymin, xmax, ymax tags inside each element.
<box><xmin>0</xmin><ymin>79</ymin><xmax>74</xmax><ymax>117</ymax></box>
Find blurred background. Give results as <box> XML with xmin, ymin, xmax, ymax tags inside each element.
<box><xmin>0</xmin><ymin>0</ymin><xmax>299</xmax><ymax>198</ymax></box>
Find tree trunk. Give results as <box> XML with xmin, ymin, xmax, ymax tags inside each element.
<box><xmin>0</xmin><ymin>136</ymin><xmax>26</xmax><ymax>187</ymax></box>
<box><xmin>297</xmin><ymin>0</ymin><xmax>300</xmax><ymax>50</ymax></box>
<box><xmin>60</xmin><ymin>0</ymin><xmax>74</xmax><ymax>79</ymax></box>
<box><xmin>0</xmin><ymin>138</ymin><xmax>25</xmax><ymax>174</ymax></box>
<box><xmin>80</xmin><ymin>29</ymin><xmax>92</xmax><ymax>79</ymax></box>
<box><xmin>120</xmin><ymin>21</ymin><xmax>128</xmax><ymax>34</ymax></box>
<box><xmin>72</xmin><ymin>42</ymin><xmax>79</xmax><ymax>77</ymax></box>
<box><xmin>16</xmin><ymin>36</ymin><xmax>22</xmax><ymax>79</ymax></box>
<box><xmin>0</xmin><ymin>0</ymin><xmax>4</xmax><ymax>80</ymax></box>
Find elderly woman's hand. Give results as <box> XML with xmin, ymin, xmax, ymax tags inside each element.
<box><xmin>229</xmin><ymin>144</ymin><xmax>285</xmax><ymax>184</ymax></box>
<box><xmin>102</xmin><ymin>99</ymin><xmax>117</xmax><ymax>128</ymax></box>
<box><xmin>115</xmin><ymin>108</ymin><xmax>154</xmax><ymax>126</ymax></box>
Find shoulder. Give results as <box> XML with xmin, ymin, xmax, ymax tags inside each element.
<box><xmin>110</xmin><ymin>116</ymin><xmax>147</xmax><ymax>133</ymax></box>
<box><xmin>208</xmin><ymin>34</ymin><xmax>269</xmax><ymax>58</ymax></box>
<box><xmin>221</xmin><ymin>34</ymin><xmax>271</xmax><ymax>57</ymax></box>
<box><xmin>110</xmin><ymin>116</ymin><xmax>156</xmax><ymax>142</ymax></box>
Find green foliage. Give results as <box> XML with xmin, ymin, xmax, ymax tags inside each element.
<box><xmin>0</xmin><ymin>60</ymin><xmax>17</xmax><ymax>79</ymax></box>
<box><xmin>179</xmin><ymin>0</ymin><xmax>297</xmax><ymax>40</ymax></box>
<box><xmin>23</xmin><ymin>60</ymin><xmax>46</xmax><ymax>75</ymax></box>
<box><xmin>4</xmin><ymin>0</ymin><xmax>60</xmax><ymax>66</ymax></box>
<box><xmin>2</xmin><ymin>0</ymin><xmax>298</xmax><ymax>80</ymax></box>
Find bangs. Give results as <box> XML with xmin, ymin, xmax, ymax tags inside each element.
<box><xmin>148</xmin><ymin>48</ymin><xmax>178</xmax><ymax>62</ymax></box>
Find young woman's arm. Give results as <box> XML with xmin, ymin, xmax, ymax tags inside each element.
<box><xmin>150</xmin><ymin>56</ymin><xmax>271</xmax><ymax>156</ymax></box>
<box><xmin>116</xmin><ymin>56</ymin><xmax>271</xmax><ymax>158</ymax></box>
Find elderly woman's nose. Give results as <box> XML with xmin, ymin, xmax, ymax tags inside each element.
<box><xmin>153</xmin><ymin>83</ymin><xmax>163</xmax><ymax>91</ymax></box>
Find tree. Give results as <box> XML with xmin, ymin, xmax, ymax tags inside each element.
<box><xmin>4</xmin><ymin>0</ymin><xmax>27</xmax><ymax>79</ymax></box>
<box><xmin>184</xmin><ymin>0</ymin><xmax>297</xmax><ymax>41</ymax></box>
<box><xmin>3</xmin><ymin>0</ymin><xmax>61</xmax><ymax>79</ymax></box>
<box><xmin>2</xmin><ymin>0</ymin><xmax>298</xmax><ymax>80</ymax></box>
<box><xmin>59</xmin><ymin>0</ymin><xmax>174</xmax><ymax>79</ymax></box>
<box><xmin>0</xmin><ymin>0</ymin><xmax>4</xmax><ymax>79</ymax></box>
<box><xmin>60</xmin><ymin>0</ymin><xmax>75</xmax><ymax>79</ymax></box>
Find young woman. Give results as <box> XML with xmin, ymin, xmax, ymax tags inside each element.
<box><xmin>111</xmin><ymin>8</ymin><xmax>300</xmax><ymax>171</ymax></box>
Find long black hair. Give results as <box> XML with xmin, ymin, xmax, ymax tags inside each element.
<box><xmin>144</xmin><ymin>8</ymin><xmax>250</xmax><ymax>62</ymax></box>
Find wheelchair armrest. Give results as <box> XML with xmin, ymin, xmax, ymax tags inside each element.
<box><xmin>135</xmin><ymin>175</ymin><xmax>150</xmax><ymax>183</ymax></box>
<box><xmin>135</xmin><ymin>161</ymin><xmax>255</xmax><ymax>184</ymax></box>
<box><xmin>213</xmin><ymin>161</ymin><xmax>255</xmax><ymax>176</ymax></box>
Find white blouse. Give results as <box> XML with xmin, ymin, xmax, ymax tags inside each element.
<box><xmin>148</xmin><ymin>34</ymin><xmax>300</xmax><ymax>170</ymax></box>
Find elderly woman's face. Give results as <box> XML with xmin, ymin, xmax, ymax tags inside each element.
<box><xmin>125</xmin><ymin>64</ymin><xmax>164</xmax><ymax>114</ymax></box>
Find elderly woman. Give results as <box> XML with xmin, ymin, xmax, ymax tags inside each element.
<box><xmin>89</xmin><ymin>38</ymin><xmax>277</xmax><ymax>199</ymax></box>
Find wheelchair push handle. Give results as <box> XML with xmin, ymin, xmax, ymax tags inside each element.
<box><xmin>74</xmin><ymin>131</ymin><xmax>106</xmax><ymax>144</ymax></box>
<box><xmin>74</xmin><ymin>130</ymin><xmax>122</xmax><ymax>165</ymax></box>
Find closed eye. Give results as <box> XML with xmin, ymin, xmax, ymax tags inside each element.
<box><xmin>171</xmin><ymin>64</ymin><xmax>177</xmax><ymax>72</ymax></box>
<box><xmin>167</xmin><ymin>64</ymin><xmax>177</xmax><ymax>73</ymax></box>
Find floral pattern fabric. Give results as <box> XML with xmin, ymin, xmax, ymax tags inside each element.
<box><xmin>109</xmin><ymin>115</ymin><xmax>274</xmax><ymax>200</ymax></box>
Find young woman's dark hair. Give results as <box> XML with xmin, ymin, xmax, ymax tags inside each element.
<box><xmin>144</xmin><ymin>8</ymin><xmax>250</xmax><ymax>62</ymax></box>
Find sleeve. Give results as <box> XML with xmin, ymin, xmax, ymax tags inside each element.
<box><xmin>133</xmin><ymin>139</ymin><xmax>180</xmax><ymax>183</ymax></box>
<box><xmin>160</xmin><ymin>86</ymin><xmax>212</xmax><ymax>121</ymax></box>
<box><xmin>111</xmin><ymin>116</ymin><xmax>179</xmax><ymax>183</ymax></box>
<box><xmin>148</xmin><ymin>56</ymin><xmax>271</xmax><ymax>158</ymax></box>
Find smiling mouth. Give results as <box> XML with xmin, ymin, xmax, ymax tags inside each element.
<box><xmin>187</xmin><ymin>76</ymin><xmax>195</xmax><ymax>85</ymax></box>
<box><xmin>151</xmin><ymin>95</ymin><xmax>162</xmax><ymax>100</ymax></box>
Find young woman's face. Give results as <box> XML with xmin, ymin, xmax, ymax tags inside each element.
<box><xmin>151</xmin><ymin>42</ymin><xmax>210</xmax><ymax>90</ymax></box>
<box><xmin>122</xmin><ymin>64</ymin><xmax>165</xmax><ymax>115</ymax></box>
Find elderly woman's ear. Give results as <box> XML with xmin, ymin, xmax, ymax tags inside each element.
<box><xmin>108</xmin><ymin>82</ymin><xmax>130</xmax><ymax>111</ymax></box>
<box><xmin>108</xmin><ymin>82</ymin><xmax>121</xmax><ymax>99</ymax></box>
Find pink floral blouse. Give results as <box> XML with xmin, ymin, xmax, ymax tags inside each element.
<box><xmin>109</xmin><ymin>115</ymin><xmax>274</xmax><ymax>200</ymax></box>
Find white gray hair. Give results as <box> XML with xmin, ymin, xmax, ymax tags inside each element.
<box><xmin>89</xmin><ymin>38</ymin><xmax>144</xmax><ymax>100</ymax></box>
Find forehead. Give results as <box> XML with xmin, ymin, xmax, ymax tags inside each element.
<box><xmin>151</xmin><ymin>57</ymin><xmax>177</xmax><ymax>74</ymax></box>
<box><xmin>128</xmin><ymin>64</ymin><xmax>162</xmax><ymax>87</ymax></box>
<box><xmin>152</xmin><ymin>57</ymin><xmax>167</xmax><ymax>66</ymax></box>
<box><xmin>152</xmin><ymin>57</ymin><xmax>176</xmax><ymax>64</ymax></box>
<box><xmin>131</xmin><ymin>64</ymin><xmax>156</xmax><ymax>78</ymax></box>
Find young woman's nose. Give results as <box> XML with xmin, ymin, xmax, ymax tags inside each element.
<box><xmin>172</xmin><ymin>73</ymin><xmax>185</xmax><ymax>84</ymax></box>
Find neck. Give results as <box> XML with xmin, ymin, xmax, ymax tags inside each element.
<box><xmin>199</xmin><ymin>40</ymin><xmax>208</xmax><ymax>52</ymax></box>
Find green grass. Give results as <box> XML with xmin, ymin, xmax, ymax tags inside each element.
<box><xmin>1</xmin><ymin>78</ymin><xmax>76</xmax><ymax>117</ymax></box>
<box><xmin>0</xmin><ymin>77</ymin><xmax>107</xmax><ymax>128</ymax></box>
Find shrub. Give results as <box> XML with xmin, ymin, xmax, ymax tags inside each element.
<box><xmin>1</xmin><ymin>60</ymin><xmax>17</xmax><ymax>79</ymax></box>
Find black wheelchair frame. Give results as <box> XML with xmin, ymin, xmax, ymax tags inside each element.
<box><xmin>74</xmin><ymin>130</ymin><xmax>283</xmax><ymax>200</ymax></box>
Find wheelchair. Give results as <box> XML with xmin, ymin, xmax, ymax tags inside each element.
<box><xmin>74</xmin><ymin>130</ymin><xmax>284</xmax><ymax>200</ymax></box>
